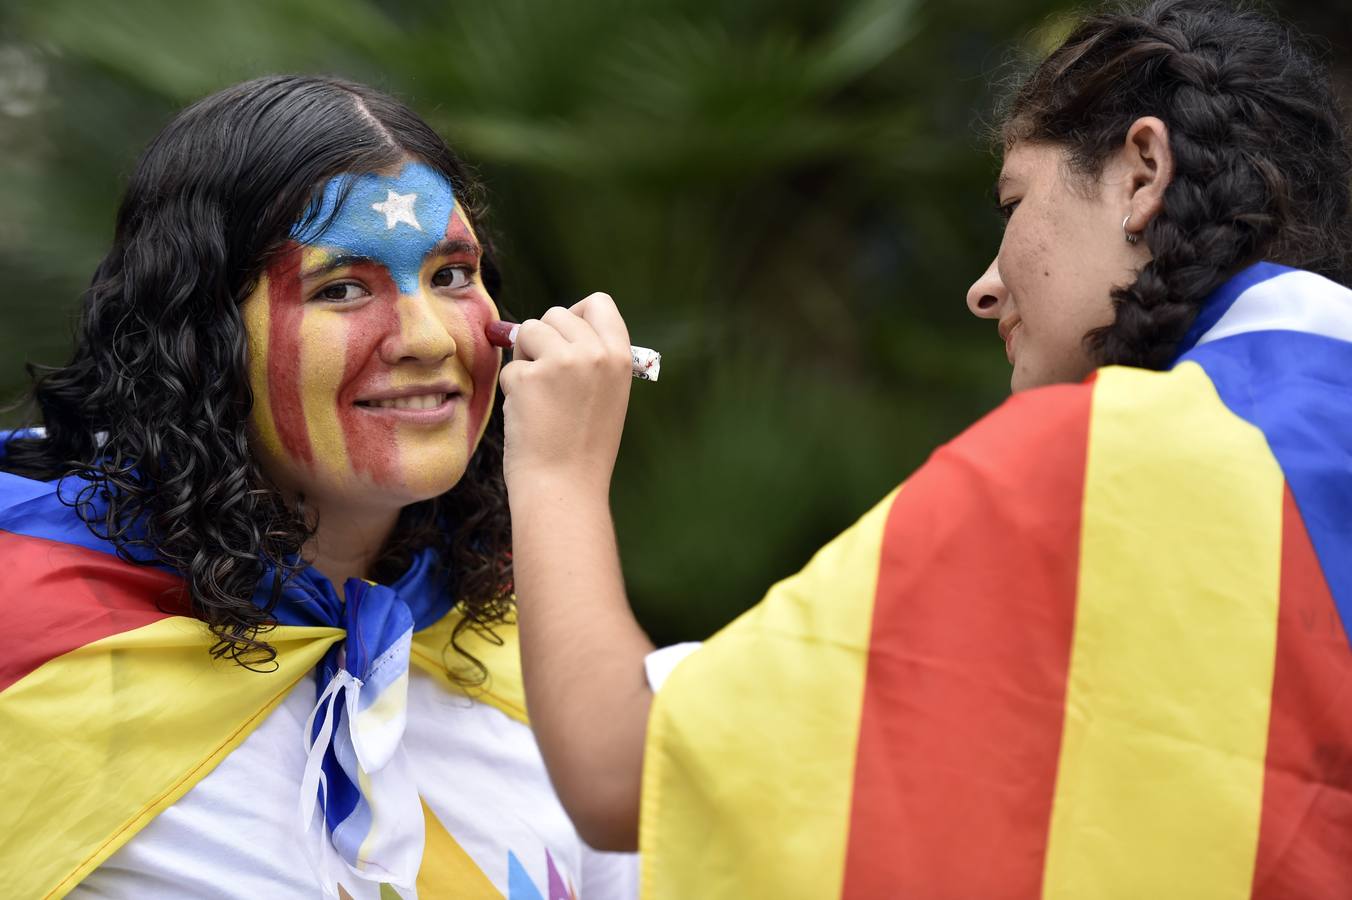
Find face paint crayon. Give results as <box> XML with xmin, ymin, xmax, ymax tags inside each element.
<box><xmin>486</xmin><ymin>320</ymin><xmax>661</xmax><ymax>382</ymax></box>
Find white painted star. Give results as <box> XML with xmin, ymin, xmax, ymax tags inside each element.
<box><xmin>372</xmin><ymin>190</ymin><xmax>422</xmax><ymax>231</ymax></box>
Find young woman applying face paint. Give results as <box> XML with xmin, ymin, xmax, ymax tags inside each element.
<box><xmin>499</xmin><ymin>2</ymin><xmax>1352</xmax><ymax>895</ymax></box>
<box><xmin>0</xmin><ymin>76</ymin><xmax>636</xmax><ymax>898</ymax></box>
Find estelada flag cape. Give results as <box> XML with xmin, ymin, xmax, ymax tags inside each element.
<box><xmin>640</xmin><ymin>263</ymin><xmax>1352</xmax><ymax>899</ymax></box>
<box><xmin>0</xmin><ymin>468</ymin><xmax>527</xmax><ymax>899</ymax></box>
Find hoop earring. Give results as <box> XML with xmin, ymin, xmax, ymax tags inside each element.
<box><xmin>1123</xmin><ymin>215</ymin><xmax>1140</xmax><ymax>245</ymax></box>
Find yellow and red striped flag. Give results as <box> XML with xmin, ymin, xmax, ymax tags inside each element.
<box><xmin>641</xmin><ymin>264</ymin><xmax>1352</xmax><ymax>898</ymax></box>
<box><xmin>0</xmin><ymin>523</ymin><xmax>524</xmax><ymax>898</ymax></box>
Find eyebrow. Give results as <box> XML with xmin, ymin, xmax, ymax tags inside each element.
<box><xmin>300</xmin><ymin>254</ymin><xmax>371</xmax><ymax>280</ymax></box>
<box><xmin>298</xmin><ymin>239</ymin><xmax>483</xmax><ymax>280</ymax></box>
<box><xmin>427</xmin><ymin>238</ymin><xmax>483</xmax><ymax>261</ymax></box>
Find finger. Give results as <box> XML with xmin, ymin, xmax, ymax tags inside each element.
<box><xmin>512</xmin><ymin>318</ymin><xmax>569</xmax><ymax>362</ymax></box>
<box><xmin>498</xmin><ymin>358</ymin><xmax>523</xmax><ymax>395</ymax></box>
<box><xmin>569</xmin><ymin>292</ymin><xmax>631</xmax><ymax>353</ymax></box>
<box><xmin>540</xmin><ymin>305</ymin><xmax>596</xmax><ymax>344</ymax></box>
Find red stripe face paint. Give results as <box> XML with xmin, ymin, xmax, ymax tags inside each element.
<box><xmin>264</xmin><ymin>244</ymin><xmax>314</xmax><ymax>466</ymax></box>
<box><xmin>443</xmin><ymin>205</ymin><xmax>500</xmax><ymax>453</ymax></box>
<box><xmin>334</xmin><ymin>260</ymin><xmax>402</xmax><ymax>486</ymax></box>
<box><xmin>464</xmin><ymin>293</ymin><xmax>498</xmax><ymax>454</ymax></box>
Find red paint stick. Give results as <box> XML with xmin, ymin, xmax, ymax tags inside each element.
<box><xmin>486</xmin><ymin>320</ymin><xmax>661</xmax><ymax>382</ymax></box>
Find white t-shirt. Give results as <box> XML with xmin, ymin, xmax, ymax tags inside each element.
<box><xmin>74</xmin><ymin>667</ymin><xmax>638</xmax><ymax>898</ymax></box>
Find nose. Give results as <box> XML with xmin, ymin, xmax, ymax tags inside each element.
<box><xmin>966</xmin><ymin>258</ymin><xmax>1007</xmax><ymax>320</ymax></box>
<box><xmin>380</xmin><ymin>290</ymin><xmax>457</xmax><ymax>364</ymax></box>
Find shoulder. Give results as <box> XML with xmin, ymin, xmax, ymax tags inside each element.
<box><xmin>410</xmin><ymin>612</ymin><xmax>528</xmax><ymax>725</ymax></box>
<box><xmin>921</xmin><ymin>377</ymin><xmax>1097</xmax><ymax>497</ymax></box>
<box><xmin>0</xmin><ymin>470</ymin><xmax>185</xmax><ymax>693</ymax></box>
<box><xmin>767</xmin><ymin>363</ymin><xmax>1243</xmax><ymax>611</ymax></box>
<box><xmin>913</xmin><ymin>362</ymin><xmax>1245</xmax><ymax>516</ymax></box>
<box><xmin>0</xmin><ymin>452</ymin><xmax>151</xmax><ymax>560</ymax></box>
<box><xmin>859</xmin><ymin>377</ymin><xmax>1100</xmax><ymax>562</ymax></box>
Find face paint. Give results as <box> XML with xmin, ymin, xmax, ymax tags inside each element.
<box><xmin>446</xmin><ymin>209</ymin><xmax>499</xmax><ymax>452</ymax></box>
<box><xmin>335</xmin><ymin>259</ymin><xmax>402</xmax><ymax>486</ymax></box>
<box><xmin>263</xmin><ymin>247</ymin><xmax>314</xmax><ymax>466</ymax></box>
<box><xmin>293</xmin><ymin>162</ymin><xmax>459</xmax><ymax>295</ymax></box>
<box><xmin>241</xmin><ymin>161</ymin><xmax>501</xmax><ymax>509</ymax></box>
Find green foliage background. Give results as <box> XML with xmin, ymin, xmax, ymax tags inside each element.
<box><xmin>0</xmin><ymin>0</ymin><xmax>1345</xmax><ymax>642</ymax></box>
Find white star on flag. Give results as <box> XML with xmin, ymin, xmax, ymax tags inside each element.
<box><xmin>372</xmin><ymin>190</ymin><xmax>422</xmax><ymax>231</ymax></box>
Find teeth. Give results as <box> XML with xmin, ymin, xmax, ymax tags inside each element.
<box><xmin>365</xmin><ymin>393</ymin><xmax>447</xmax><ymax>410</ymax></box>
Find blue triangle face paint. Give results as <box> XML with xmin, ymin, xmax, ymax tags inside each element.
<box><xmin>292</xmin><ymin>160</ymin><xmax>459</xmax><ymax>295</ymax></box>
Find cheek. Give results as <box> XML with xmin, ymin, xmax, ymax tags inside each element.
<box><xmin>1002</xmin><ymin>205</ymin><xmax>1095</xmax><ymax>335</ymax></box>
<box><xmin>1046</xmin><ymin>208</ymin><xmax>1123</xmax><ymax>328</ymax></box>
<box><xmin>999</xmin><ymin>214</ymin><xmax>1051</xmax><ymax>295</ymax></box>
<box><xmin>442</xmin><ymin>209</ymin><xmax>500</xmax><ymax>444</ymax></box>
<box><xmin>459</xmin><ymin>293</ymin><xmax>501</xmax><ymax>450</ymax></box>
<box><xmin>296</xmin><ymin>309</ymin><xmax>357</xmax><ymax>478</ymax></box>
<box><xmin>334</xmin><ymin>269</ymin><xmax>401</xmax><ymax>485</ymax></box>
<box><xmin>241</xmin><ymin>285</ymin><xmax>279</xmax><ymax>459</ymax></box>
<box><xmin>257</xmin><ymin>246</ymin><xmax>316</xmax><ymax>469</ymax></box>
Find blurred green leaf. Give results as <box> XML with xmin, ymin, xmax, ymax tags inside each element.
<box><xmin>4</xmin><ymin>0</ymin><xmax>1333</xmax><ymax>641</ymax></box>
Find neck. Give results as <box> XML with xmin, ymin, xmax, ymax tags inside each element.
<box><xmin>304</xmin><ymin>499</ymin><xmax>401</xmax><ymax>599</ymax></box>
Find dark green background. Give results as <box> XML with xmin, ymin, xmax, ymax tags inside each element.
<box><xmin>1</xmin><ymin>0</ymin><xmax>1346</xmax><ymax>642</ymax></box>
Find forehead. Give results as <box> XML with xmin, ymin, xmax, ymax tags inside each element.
<box><xmin>292</xmin><ymin>160</ymin><xmax>461</xmax><ymax>260</ymax></box>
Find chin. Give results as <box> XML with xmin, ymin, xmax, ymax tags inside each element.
<box><xmin>384</xmin><ymin>467</ymin><xmax>468</xmax><ymax>506</ymax></box>
<box><xmin>301</xmin><ymin>464</ymin><xmax>468</xmax><ymax>514</ymax></box>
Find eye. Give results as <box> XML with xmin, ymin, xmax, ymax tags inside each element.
<box><xmin>313</xmin><ymin>281</ymin><xmax>370</xmax><ymax>303</ymax></box>
<box><xmin>431</xmin><ymin>265</ymin><xmax>474</xmax><ymax>290</ymax></box>
<box><xmin>997</xmin><ymin>199</ymin><xmax>1021</xmax><ymax>222</ymax></box>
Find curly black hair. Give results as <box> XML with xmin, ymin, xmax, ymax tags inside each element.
<box><xmin>1001</xmin><ymin>0</ymin><xmax>1352</xmax><ymax>369</ymax></box>
<box><xmin>2</xmin><ymin>75</ymin><xmax>513</xmax><ymax>675</ymax></box>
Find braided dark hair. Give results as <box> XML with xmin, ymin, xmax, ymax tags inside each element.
<box><xmin>2</xmin><ymin>75</ymin><xmax>513</xmax><ymax>675</ymax></box>
<box><xmin>1003</xmin><ymin>0</ymin><xmax>1352</xmax><ymax>369</ymax></box>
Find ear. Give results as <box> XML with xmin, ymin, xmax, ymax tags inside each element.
<box><xmin>1122</xmin><ymin>116</ymin><xmax>1174</xmax><ymax>236</ymax></box>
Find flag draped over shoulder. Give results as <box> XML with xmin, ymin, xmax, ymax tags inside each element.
<box><xmin>640</xmin><ymin>263</ymin><xmax>1352</xmax><ymax>899</ymax></box>
<box><xmin>0</xmin><ymin>458</ymin><xmax>525</xmax><ymax>899</ymax></box>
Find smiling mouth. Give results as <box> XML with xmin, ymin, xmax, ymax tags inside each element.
<box><xmin>355</xmin><ymin>392</ymin><xmax>454</xmax><ymax>411</ymax></box>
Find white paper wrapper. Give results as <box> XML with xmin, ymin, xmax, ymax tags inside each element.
<box><xmin>632</xmin><ymin>346</ymin><xmax>661</xmax><ymax>382</ymax></box>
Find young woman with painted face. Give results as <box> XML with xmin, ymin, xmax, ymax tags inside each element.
<box><xmin>0</xmin><ymin>76</ymin><xmax>636</xmax><ymax>898</ymax></box>
<box><xmin>499</xmin><ymin>1</ymin><xmax>1352</xmax><ymax>895</ymax></box>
